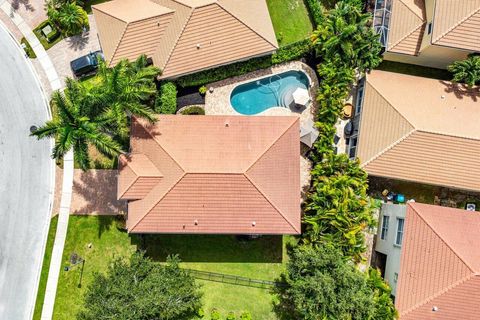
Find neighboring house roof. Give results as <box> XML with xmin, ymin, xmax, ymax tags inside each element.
<box><xmin>93</xmin><ymin>0</ymin><xmax>278</xmax><ymax>78</ymax></box>
<box><xmin>357</xmin><ymin>70</ymin><xmax>480</xmax><ymax>192</ymax></box>
<box><xmin>386</xmin><ymin>0</ymin><xmax>425</xmax><ymax>55</ymax></box>
<box><xmin>396</xmin><ymin>202</ymin><xmax>480</xmax><ymax>319</ymax></box>
<box><xmin>118</xmin><ymin>115</ymin><xmax>300</xmax><ymax>234</ymax></box>
<box><xmin>431</xmin><ymin>0</ymin><xmax>480</xmax><ymax>51</ymax></box>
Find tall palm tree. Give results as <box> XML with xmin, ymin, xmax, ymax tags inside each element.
<box><xmin>448</xmin><ymin>55</ymin><xmax>480</xmax><ymax>87</ymax></box>
<box><xmin>31</xmin><ymin>79</ymin><xmax>122</xmax><ymax>170</ymax></box>
<box><xmin>311</xmin><ymin>1</ymin><xmax>382</xmax><ymax>72</ymax></box>
<box><xmin>92</xmin><ymin>55</ymin><xmax>160</xmax><ymax>138</ymax></box>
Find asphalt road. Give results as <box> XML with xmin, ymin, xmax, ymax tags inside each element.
<box><xmin>0</xmin><ymin>25</ymin><xmax>54</xmax><ymax>319</ymax></box>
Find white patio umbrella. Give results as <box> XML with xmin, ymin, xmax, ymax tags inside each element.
<box><xmin>300</xmin><ymin>119</ymin><xmax>319</xmax><ymax>148</ymax></box>
<box><xmin>292</xmin><ymin>87</ymin><xmax>310</xmax><ymax>106</ymax></box>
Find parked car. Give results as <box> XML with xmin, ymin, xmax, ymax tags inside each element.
<box><xmin>70</xmin><ymin>51</ymin><xmax>104</xmax><ymax>78</ymax></box>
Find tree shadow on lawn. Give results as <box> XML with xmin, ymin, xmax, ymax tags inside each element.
<box><xmin>130</xmin><ymin>234</ymin><xmax>283</xmax><ymax>263</ymax></box>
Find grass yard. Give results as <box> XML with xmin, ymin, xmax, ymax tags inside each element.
<box><xmin>50</xmin><ymin>216</ymin><xmax>289</xmax><ymax>319</ymax></box>
<box><xmin>266</xmin><ymin>0</ymin><xmax>314</xmax><ymax>46</ymax></box>
<box><xmin>33</xmin><ymin>216</ymin><xmax>58</xmax><ymax>320</ymax></box>
<box><xmin>376</xmin><ymin>61</ymin><xmax>451</xmax><ymax>80</ymax></box>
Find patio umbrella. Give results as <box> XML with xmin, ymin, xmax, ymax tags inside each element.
<box><xmin>292</xmin><ymin>87</ymin><xmax>310</xmax><ymax>106</ymax></box>
<box><xmin>300</xmin><ymin>119</ymin><xmax>319</xmax><ymax>148</ymax></box>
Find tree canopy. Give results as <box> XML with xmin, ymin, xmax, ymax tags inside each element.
<box><xmin>77</xmin><ymin>252</ymin><xmax>202</xmax><ymax>320</ymax></box>
<box><xmin>274</xmin><ymin>245</ymin><xmax>378</xmax><ymax>320</ymax></box>
<box><xmin>311</xmin><ymin>1</ymin><xmax>382</xmax><ymax>72</ymax></box>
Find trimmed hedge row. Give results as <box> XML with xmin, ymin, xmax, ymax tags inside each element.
<box><xmin>175</xmin><ymin>39</ymin><xmax>312</xmax><ymax>88</ymax></box>
<box><xmin>155</xmin><ymin>82</ymin><xmax>177</xmax><ymax>114</ymax></box>
<box><xmin>304</xmin><ymin>0</ymin><xmax>324</xmax><ymax>26</ymax></box>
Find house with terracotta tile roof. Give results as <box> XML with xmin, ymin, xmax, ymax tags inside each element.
<box><xmin>117</xmin><ymin>115</ymin><xmax>300</xmax><ymax>234</ymax></box>
<box><xmin>374</xmin><ymin>202</ymin><xmax>480</xmax><ymax>319</ymax></box>
<box><xmin>347</xmin><ymin>70</ymin><xmax>480</xmax><ymax>192</ymax></box>
<box><xmin>92</xmin><ymin>0</ymin><xmax>278</xmax><ymax>78</ymax></box>
<box><xmin>373</xmin><ymin>0</ymin><xmax>480</xmax><ymax>69</ymax></box>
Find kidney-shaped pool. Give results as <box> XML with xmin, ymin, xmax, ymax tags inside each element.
<box><xmin>230</xmin><ymin>70</ymin><xmax>310</xmax><ymax>115</ymax></box>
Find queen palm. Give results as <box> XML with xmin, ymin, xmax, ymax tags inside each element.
<box><xmin>31</xmin><ymin>79</ymin><xmax>122</xmax><ymax>170</ymax></box>
<box><xmin>311</xmin><ymin>1</ymin><xmax>382</xmax><ymax>72</ymax></box>
<box><xmin>92</xmin><ymin>55</ymin><xmax>160</xmax><ymax>138</ymax></box>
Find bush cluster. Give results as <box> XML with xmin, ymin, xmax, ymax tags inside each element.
<box><xmin>180</xmin><ymin>106</ymin><xmax>205</xmax><ymax>115</ymax></box>
<box><xmin>203</xmin><ymin>309</ymin><xmax>251</xmax><ymax>320</ymax></box>
<box><xmin>304</xmin><ymin>0</ymin><xmax>324</xmax><ymax>26</ymax></box>
<box><xmin>155</xmin><ymin>82</ymin><xmax>177</xmax><ymax>114</ymax></box>
<box><xmin>175</xmin><ymin>39</ymin><xmax>312</xmax><ymax>88</ymax></box>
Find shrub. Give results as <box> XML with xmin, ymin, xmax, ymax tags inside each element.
<box><xmin>175</xmin><ymin>39</ymin><xmax>313</xmax><ymax>87</ymax></box>
<box><xmin>240</xmin><ymin>311</ymin><xmax>252</xmax><ymax>320</ymax></box>
<box><xmin>226</xmin><ymin>311</ymin><xmax>236</xmax><ymax>320</ymax></box>
<box><xmin>46</xmin><ymin>1</ymin><xmax>89</xmax><ymax>37</ymax></box>
<box><xmin>304</xmin><ymin>0</ymin><xmax>325</xmax><ymax>26</ymax></box>
<box><xmin>155</xmin><ymin>81</ymin><xmax>177</xmax><ymax>114</ymax></box>
<box><xmin>180</xmin><ymin>106</ymin><xmax>205</xmax><ymax>115</ymax></box>
<box><xmin>198</xmin><ymin>85</ymin><xmax>207</xmax><ymax>95</ymax></box>
<box><xmin>210</xmin><ymin>309</ymin><xmax>221</xmax><ymax>320</ymax></box>
<box><xmin>448</xmin><ymin>55</ymin><xmax>480</xmax><ymax>87</ymax></box>
<box><xmin>20</xmin><ymin>37</ymin><xmax>36</xmax><ymax>59</ymax></box>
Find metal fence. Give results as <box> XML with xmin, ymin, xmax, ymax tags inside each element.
<box><xmin>184</xmin><ymin>269</ymin><xmax>283</xmax><ymax>289</ymax></box>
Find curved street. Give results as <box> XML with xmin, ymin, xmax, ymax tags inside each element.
<box><xmin>0</xmin><ymin>24</ymin><xmax>54</xmax><ymax>319</ymax></box>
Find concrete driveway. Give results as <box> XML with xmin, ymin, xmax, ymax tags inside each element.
<box><xmin>0</xmin><ymin>24</ymin><xmax>53</xmax><ymax>320</ymax></box>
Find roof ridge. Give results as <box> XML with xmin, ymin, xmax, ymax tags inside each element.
<box><xmin>361</xmin><ymin>129</ymin><xmax>415</xmax><ymax>167</ymax></box>
<box><xmin>432</xmin><ymin>6</ymin><xmax>480</xmax><ymax>44</ymax></box>
<box><xmin>365</xmin><ymin>79</ymin><xmax>416</xmax><ymax>129</ymax></box>
<box><xmin>388</xmin><ymin>22</ymin><xmax>425</xmax><ymax>53</ymax></box>
<box><xmin>243</xmin><ymin>173</ymin><xmax>300</xmax><ymax>233</ymax></box>
<box><xmin>400</xmin><ymin>273</ymin><xmax>476</xmax><ymax>317</ymax></box>
<box><xmin>129</xmin><ymin>172</ymin><xmax>186</xmax><ymax>232</ymax></box>
<box><xmin>215</xmin><ymin>2</ymin><xmax>278</xmax><ymax>48</ymax></box>
<box><xmin>397</xmin><ymin>0</ymin><xmax>424</xmax><ymax>20</ymax></box>
<box><xmin>409</xmin><ymin>203</ymin><xmax>477</xmax><ymax>273</ymax></box>
<box><xmin>108</xmin><ymin>21</ymin><xmax>130</xmax><ymax>67</ymax></box>
<box><xmin>415</xmin><ymin>129</ymin><xmax>480</xmax><ymax>142</ymax></box>
<box><xmin>92</xmin><ymin>6</ymin><xmax>128</xmax><ymax>23</ymax></box>
<box><xmin>158</xmin><ymin>7</ymin><xmax>194</xmax><ymax>72</ymax></box>
<box><xmin>245</xmin><ymin>117</ymin><xmax>298</xmax><ymax>172</ymax></box>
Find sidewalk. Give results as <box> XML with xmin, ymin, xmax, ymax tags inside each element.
<box><xmin>0</xmin><ymin>1</ymin><xmax>62</xmax><ymax>91</ymax></box>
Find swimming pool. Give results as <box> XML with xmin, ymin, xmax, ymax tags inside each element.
<box><xmin>230</xmin><ymin>70</ymin><xmax>310</xmax><ymax>115</ymax></box>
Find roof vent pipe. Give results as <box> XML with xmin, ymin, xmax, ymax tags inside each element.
<box><xmin>432</xmin><ymin>306</ymin><xmax>438</xmax><ymax>312</ymax></box>
<box><xmin>196</xmin><ymin>44</ymin><xmax>201</xmax><ymax>49</ymax></box>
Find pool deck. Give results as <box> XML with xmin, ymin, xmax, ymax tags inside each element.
<box><xmin>205</xmin><ymin>61</ymin><xmax>318</xmax><ymax>199</ymax></box>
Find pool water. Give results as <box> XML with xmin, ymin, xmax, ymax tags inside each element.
<box><xmin>230</xmin><ymin>70</ymin><xmax>310</xmax><ymax>115</ymax></box>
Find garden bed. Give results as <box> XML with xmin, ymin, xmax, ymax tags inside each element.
<box><xmin>33</xmin><ymin>20</ymin><xmax>63</xmax><ymax>50</ymax></box>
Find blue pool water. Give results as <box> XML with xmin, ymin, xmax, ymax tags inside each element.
<box><xmin>230</xmin><ymin>70</ymin><xmax>310</xmax><ymax>115</ymax></box>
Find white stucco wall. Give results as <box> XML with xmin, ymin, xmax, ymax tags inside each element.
<box><xmin>375</xmin><ymin>203</ymin><xmax>407</xmax><ymax>296</ymax></box>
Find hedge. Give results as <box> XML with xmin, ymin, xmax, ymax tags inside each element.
<box><xmin>20</xmin><ymin>37</ymin><xmax>37</xmax><ymax>59</ymax></box>
<box><xmin>155</xmin><ymin>82</ymin><xmax>177</xmax><ymax>114</ymax></box>
<box><xmin>304</xmin><ymin>0</ymin><xmax>324</xmax><ymax>26</ymax></box>
<box><xmin>180</xmin><ymin>106</ymin><xmax>205</xmax><ymax>115</ymax></box>
<box><xmin>175</xmin><ymin>38</ymin><xmax>312</xmax><ymax>88</ymax></box>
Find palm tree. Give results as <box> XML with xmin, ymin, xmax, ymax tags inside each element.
<box><xmin>31</xmin><ymin>79</ymin><xmax>122</xmax><ymax>170</ymax></box>
<box><xmin>311</xmin><ymin>1</ymin><xmax>382</xmax><ymax>72</ymax></box>
<box><xmin>448</xmin><ymin>55</ymin><xmax>480</xmax><ymax>87</ymax></box>
<box><xmin>92</xmin><ymin>55</ymin><xmax>160</xmax><ymax>138</ymax></box>
<box><xmin>47</xmin><ymin>1</ymin><xmax>89</xmax><ymax>36</ymax></box>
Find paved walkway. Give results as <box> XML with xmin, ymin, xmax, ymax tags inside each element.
<box><xmin>41</xmin><ymin>150</ymin><xmax>74</xmax><ymax>320</ymax></box>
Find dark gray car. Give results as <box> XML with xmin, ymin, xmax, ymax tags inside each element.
<box><xmin>70</xmin><ymin>50</ymin><xmax>104</xmax><ymax>78</ymax></box>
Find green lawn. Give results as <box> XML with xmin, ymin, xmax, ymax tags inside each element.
<box><xmin>266</xmin><ymin>0</ymin><xmax>314</xmax><ymax>46</ymax></box>
<box><xmin>376</xmin><ymin>61</ymin><xmax>451</xmax><ymax>80</ymax></box>
<box><xmin>50</xmin><ymin>216</ymin><xmax>288</xmax><ymax>319</ymax></box>
<box><xmin>33</xmin><ymin>216</ymin><xmax>58</xmax><ymax>320</ymax></box>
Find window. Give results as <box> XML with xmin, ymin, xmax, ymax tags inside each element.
<box><xmin>395</xmin><ymin>218</ymin><xmax>405</xmax><ymax>246</ymax></box>
<box><xmin>380</xmin><ymin>215</ymin><xmax>389</xmax><ymax>240</ymax></box>
<box><xmin>355</xmin><ymin>84</ymin><xmax>364</xmax><ymax>115</ymax></box>
<box><xmin>427</xmin><ymin>22</ymin><xmax>433</xmax><ymax>35</ymax></box>
<box><xmin>394</xmin><ymin>272</ymin><xmax>398</xmax><ymax>283</ymax></box>
<box><xmin>348</xmin><ymin>136</ymin><xmax>358</xmax><ymax>159</ymax></box>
